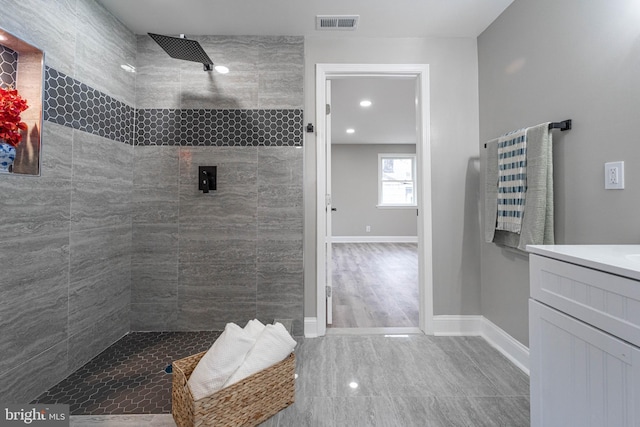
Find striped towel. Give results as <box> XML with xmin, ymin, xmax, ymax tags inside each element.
<box><xmin>496</xmin><ymin>128</ymin><xmax>527</xmax><ymax>233</ymax></box>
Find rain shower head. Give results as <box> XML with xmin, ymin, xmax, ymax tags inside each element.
<box><xmin>148</xmin><ymin>33</ymin><xmax>213</xmax><ymax>71</ymax></box>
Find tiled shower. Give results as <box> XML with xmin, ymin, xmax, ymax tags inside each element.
<box><xmin>0</xmin><ymin>0</ymin><xmax>303</xmax><ymax>404</ymax></box>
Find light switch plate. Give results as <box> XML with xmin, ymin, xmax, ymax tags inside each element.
<box><xmin>604</xmin><ymin>161</ymin><xmax>624</xmax><ymax>190</ymax></box>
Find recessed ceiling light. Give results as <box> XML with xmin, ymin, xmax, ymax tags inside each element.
<box><xmin>120</xmin><ymin>63</ymin><xmax>136</xmax><ymax>73</ymax></box>
<box><xmin>0</xmin><ymin>34</ymin><xmax>7</xmax><ymax>42</ymax></box>
<box><xmin>359</xmin><ymin>100</ymin><xmax>372</xmax><ymax>107</ymax></box>
<box><xmin>214</xmin><ymin>65</ymin><xmax>229</xmax><ymax>74</ymax></box>
<box><xmin>346</xmin><ymin>128</ymin><xmax>355</xmax><ymax>134</ymax></box>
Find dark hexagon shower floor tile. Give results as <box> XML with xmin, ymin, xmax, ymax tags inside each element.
<box><xmin>31</xmin><ymin>331</ymin><xmax>221</xmax><ymax>415</ymax></box>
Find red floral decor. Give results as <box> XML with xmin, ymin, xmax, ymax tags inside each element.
<box><xmin>0</xmin><ymin>85</ymin><xmax>29</xmax><ymax>147</ymax></box>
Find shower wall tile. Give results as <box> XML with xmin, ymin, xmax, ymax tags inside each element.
<box><xmin>68</xmin><ymin>225</ymin><xmax>132</xmax><ymax>336</ymax></box>
<box><xmin>130</xmin><ymin>303</ymin><xmax>179</xmax><ymax>332</ymax></box>
<box><xmin>132</xmin><ymin>185</ymin><xmax>179</xmax><ymax>224</ymax></box>
<box><xmin>258</xmin><ymin>70</ymin><xmax>305</xmax><ymax>109</ymax></box>
<box><xmin>168</xmin><ymin>35</ymin><xmax>261</xmax><ymax>110</ymax></box>
<box><xmin>40</xmin><ymin>122</ymin><xmax>74</xmax><ymax>180</ymax></box>
<box><xmin>75</xmin><ymin>0</ymin><xmax>137</xmax><ymax>106</ymax></box>
<box><xmin>178</xmin><ymin>225</ymin><xmax>258</xmax><ymax>265</ymax></box>
<box><xmin>257</xmin><ymin>209</ymin><xmax>304</xmax><ymax>263</ymax></box>
<box><xmin>131</xmin><ymin>35</ymin><xmax>304</xmax><ymax>332</ymax></box>
<box><xmin>177</xmin><ymin>299</ymin><xmax>257</xmax><ymax>331</ymax></box>
<box><xmin>68</xmin><ymin>305</ymin><xmax>129</xmax><ymax>373</ymax></box>
<box><xmin>180</xmin><ymin>68</ymin><xmax>258</xmax><ymax>109</ymax></box>
<box><xmin>258</xmin><ymin>185</ymin><xmax>304</xmax><ymax>209</ymax></box>
<box><xmin>179</xmin><ymin>263</ymin><xmax>257</xmax><ymax>300</ymax></box>
<box><xmin>135</xmin><ymin>35</ymin><xmax>182</xmax><ymax>109</ymax></box>
<box><xmin>0</xmin><ymin>0</ymin><xmax>77</xmax><ymax>76</ymax></box>
<box><xmin>198</xmin><ymin>36</ymin><xmax>259</xmax><ymax>73</ymax></box>
<box><xmin>257</xmin><ymin>262</ymin><xmax>304</xmax><ymax>336</ymax></box>
<box><xmin>257</xmin><ymin>146</ymin><xmax>304</xmax><ymax>186</ymax></box>
<box><xmin>178</xmin><ymin>184</ymin><xmax>258</xmax><ymax>227</ymax></box>
<box><xmin>178</xmin><ymin>147</ymin><xmax>258</xmax><ymax>227</ymax></box>
<box><xmin>0</xmin><ymin>178</ymin><xmax>71</xmax><ymax>240</ymax></box>
<box><xmin>256</xmin><ymin>36</ymin><xmax>304</xmax><ymax>68</ymax></box>
<box><xmin>0</xmin><ymin>233</ymin><xmax>70</xmax><ymax>375</ymax></box>
<box><xmin>72</xmin><ymin>131</ymin><xmax>134</xmax><ymax>184</ymax></box>
<box><xmin>0</xmin><ymin>0</ymin><xmax>136</xmax><ymax>403</ymax></box>
<box><xmin>256</xmin><ymin>37</ymin><xmax>303</xmax><ymax>109</ymax></box>
<box><xmin>178</xmin><ymin>147</ymin><xmax>258</xmax><ymax>185</ymax></box>
<box><xmin>70</xmin><ymin>182</ymin><xmax>132</xmax><ymax>231</ymax></box>
<box><xmin>0</xmin><ymin>340</ymin><xmax>68</xmax><ymax>404</ymax></box>
<box><xmin>131</xmin><ymin>224</ymin><xmax>178</xmax><ymax>304</ymax></box>
<box><xmin>133</xmin><ymin>145</ymin><xmax>180</xmax><ymax>186</ymax></box>
<box><xmin>68</xmin><ymin>259</ymin><xmax>130</xmax><ymax>337</ymax></box>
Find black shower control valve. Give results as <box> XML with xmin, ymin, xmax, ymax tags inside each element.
<box><xmin>199</xmin><ymin>166</ymin><xmax>217</xmax><ymax>193</ymax></box>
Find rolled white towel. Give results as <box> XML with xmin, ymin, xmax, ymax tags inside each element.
<box><xmin>223</xmin><ymin>322</ymin><xmax>296</xmax><ymax>387</ymax></box>
<box><xmin>243</xmin><ymin>318</ymin><xmax>266</xmax><ymax>339</ymax></box>
<box><xmin>187</xmin><ymin>322</ymin><xmax>256</xmax><ymax>400</ymax></box>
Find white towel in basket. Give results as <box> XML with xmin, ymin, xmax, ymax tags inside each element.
<box><xmin>187</xmin><ymin>322</ymin><xmax>256</xmax><ymax>400</ymax></box>
<box><xmin>223</xmin><ymin>322</ymin><xmax>296</xmax><ymax>387</ymax></box>
<box><xmin>244</xmin><ymin>318</ymin><xmax>266</xmax><ymax>339</ymax></box>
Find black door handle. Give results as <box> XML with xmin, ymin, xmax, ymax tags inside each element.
<box><xmin>331</xmin><ymin>207</ymin><xmax>337</xmax><ymax>211</ymax></box>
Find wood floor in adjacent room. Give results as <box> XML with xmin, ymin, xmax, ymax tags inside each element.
<box><xmin>329</xmin><ymin>242</ymin><xmax>419</xmax><ymax>329</ymax></box>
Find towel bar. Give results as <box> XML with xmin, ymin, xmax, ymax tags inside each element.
<box><xmin>484</xmin><ymin>119</ymin><xmax>571</xmax><ymax>148</ymax></box>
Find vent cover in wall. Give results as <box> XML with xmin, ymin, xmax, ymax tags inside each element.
<box><xmin>316</xmin><ymin>15</ymin><xmax>360</xmax><ymax>31</ymax></box>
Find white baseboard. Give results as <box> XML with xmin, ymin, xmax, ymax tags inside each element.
<box><xmin>306</xmin><ymin>314</ymin><xmax>529</xmax><ymax>374</ymax></box>
<box><xmin>331</xmin><ymin>236</ymin><xmax>418</xmax><ymax>243</ymax></box>
<box><xmin>432</xmin><ymin>315</ymin><xmax>483</xmax><ymax>336</ymax></box>
<box><xmin>480</xmin><ymin>317</ymin><xmax>530</xmax><ymax>375</ymax></box>
<box><xmin>304</xmin><ymin>317</ymin><xmax>319</xmax><ymax>338</ymax></box>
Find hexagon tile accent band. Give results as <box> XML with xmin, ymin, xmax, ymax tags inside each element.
<box><xmin>136</xmin><ymin>108</ymin><xmax>303</xmax><ymax>147</ymax></box>
<box><xmin>43</xmin><ymin>66</ymin><xmax>304</xmax><ymax>147</ymax></box>
<box><xmin>44</xmin><ymin>67</ymin><xmax>134</xmax><ymax>144</ymax></box>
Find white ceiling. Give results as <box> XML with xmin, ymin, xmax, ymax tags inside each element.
<box><xmin>330</xmin><ymin>77</ymin><xmax>416</xmax><ymax>145</ymax></box>
<box><xmin>97</xmin><ymin>0</ymin><xmax>513</xmax><ymax>145</ymax></box>
<box><xmin>97</xmin><ymin>0</ymin><xmax>512</xmax><ymax>38</ymax></box>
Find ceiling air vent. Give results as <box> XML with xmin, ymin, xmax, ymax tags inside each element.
<box><xmin>316</xmin><ymin>15</ymin><xmax>360</xmax><ymax>31</ymax></box>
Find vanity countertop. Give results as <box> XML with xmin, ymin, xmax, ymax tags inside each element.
<box><xmin>527</xmin><ymin>244</ymin><xmax>640</xmax><ymax>281</ymax></box>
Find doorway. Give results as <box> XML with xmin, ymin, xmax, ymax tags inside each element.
<box><xmin>328</xmin><ymin>77</ymin><xmax>418</xmax><ymax>330</ymax></box>
<box><xmin>315</xmin><ymin>64</ymin><xmax>433</xmax><ymax>337</ymax></box>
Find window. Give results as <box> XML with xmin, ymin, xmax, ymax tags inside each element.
<box><xmin>378</xmin><ymin>154</ymin><xmax>417</xmax><ymax>207</ymax></box>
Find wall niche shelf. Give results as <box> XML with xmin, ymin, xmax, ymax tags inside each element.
<box><xmin>0</xmin><ymin>27</ymin><xmax>44</xmax><ymax>176</ymax></box>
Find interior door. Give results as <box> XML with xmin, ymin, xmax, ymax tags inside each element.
<box><xmin>325</xmin><ymin>79</ymin><xmax>333</xmax><ymax>325</ymax></box>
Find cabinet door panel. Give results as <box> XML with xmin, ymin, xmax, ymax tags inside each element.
<box><xmin>530</xmin><ymin>300</ymin><xmax>640</xmax><ymax>427</ymax></box>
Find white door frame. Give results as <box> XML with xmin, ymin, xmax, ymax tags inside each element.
<box><xmin>315</xmin><ymin>63</ymin><xmax>434</xmax><ymax>337</ymax></box>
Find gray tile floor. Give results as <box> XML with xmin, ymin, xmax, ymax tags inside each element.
<box><xmin>69</xmin><ymin>333</ymin><xmax>529</xmax><ymax>426</ymax></box>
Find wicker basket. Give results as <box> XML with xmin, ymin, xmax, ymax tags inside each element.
<box><xmin>172</xmin><ymin>351</ymin><xmax>295</xmax><ymax>427</ymax></box>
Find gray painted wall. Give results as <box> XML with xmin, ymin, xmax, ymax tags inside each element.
<box><xmin>304</xmin><ymin>37</ymin><xmax>482</xmax><ymax>317</ymax></box>
<box><xmin>478</xmin><ymin>0</ymin><xmax>640</xmax><ymax>346</ymax></box>
<box><xmin>332</xmin><ymin>144</ymin><xmax>417</xmax><ymax>237</ymax></box>
<box><xmin>131</xmin><ymin>35</ymin><xmax>305</xmax><ymax>336</ymax></box>
<box><xmin>0</xmin><ymin>0</ymin><xmax>135</xmax><ymax>402</ymax></box>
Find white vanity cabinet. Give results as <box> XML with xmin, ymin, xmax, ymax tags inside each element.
<box><xmin>528</xmin><ymin>246</ymin><xmax>640</xmax><ymax>427</ymax></box>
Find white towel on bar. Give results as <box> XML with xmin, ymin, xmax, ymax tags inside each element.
<box><xmin>496</xmin><ymin>128</ymin><xmax>527</xmax><ymax>233</ymax></box>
